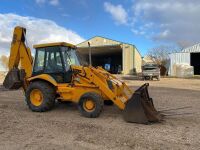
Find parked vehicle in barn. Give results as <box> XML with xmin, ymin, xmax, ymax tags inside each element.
<box><xmin>141</xmin><ymin>63</ymin><xmax>160</xmax><ymax>80</ymax></box>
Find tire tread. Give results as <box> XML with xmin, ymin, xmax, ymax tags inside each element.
<box><xmin>25</xmin><ymin>81</ymin><xmax>55</xmax><ymax>112</ymax></box>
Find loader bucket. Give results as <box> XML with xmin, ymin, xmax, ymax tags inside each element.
<box><xmin>123</xmin><ymin>83</ymin><xmax>162</xmax><ymax>124</ymax></box>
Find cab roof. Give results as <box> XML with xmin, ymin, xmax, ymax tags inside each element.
<box><xmin>33</xmin><ymin>42</ymin><xmax>76</xmax><ymax>49</ymax></box>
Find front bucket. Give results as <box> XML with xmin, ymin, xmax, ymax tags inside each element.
<box><xmin>123</xmin><ymin>83</ymin><xmax>162</xmax><ymax>124</ymax></box>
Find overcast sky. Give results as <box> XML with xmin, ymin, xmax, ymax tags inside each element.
<box><xmin>0</xmin><ymin>0</ymin><xmax>200</xmax><ymax>57</ymax></box>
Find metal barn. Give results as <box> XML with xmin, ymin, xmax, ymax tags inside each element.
<box><xmin>169</xmin><ymin>43</ymin><xmax>200</xmax><ymax>76</ymax></box>
<box><xmin>77</xmin><ymin>36</ymin><xmax>142</xmax><ymax>75</ymax></box>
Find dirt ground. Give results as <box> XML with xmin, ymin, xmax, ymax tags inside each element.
<box><xmin>0</xmin><ymin>76</ymin><xmax>200</xmax><ymax>150</ymax></box>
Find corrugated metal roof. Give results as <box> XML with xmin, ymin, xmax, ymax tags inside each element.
<box><xmin>77</xmin><ymin>36</ymin><xmax>133</xmax><ymax>47</ymax></box>
<box><xmin>181</xmin><ymin>43</ymin><xmax>200</xmax><ymax>53</ymax></box>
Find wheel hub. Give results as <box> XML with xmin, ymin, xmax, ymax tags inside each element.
<box><xmin>30</xmin><ymin>89</ymin><xmax>43</xmax><ymax>106</ymax></box>
<box><xmin>84</xmin><ymin>100</ymin><xmax>95</xmax><ymax>112</ymax></box>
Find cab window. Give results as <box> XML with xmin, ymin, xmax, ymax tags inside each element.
<box><xmin>33</xmin><ymin>48</ymin><xmax>45</xmax><ymax>73</ymax></box>
<box><xmin>61</xmin><ymin>47</ymin><xmax>80</xmax><ymax>71</ymax></box>
<box><xmin>45</xmin><ymin>47</ymin><xmax>64</xmax><ymax>73</ymax></box>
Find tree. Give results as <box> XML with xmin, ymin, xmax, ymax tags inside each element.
<box><xmin>147</xmin><ymin>45</ymin><xmax>179</xmax><ymax>66</ymax></box>
<box><xmin>147</xmin><ymin>45</ymin><xmax>181</xmax><ymax>76</ymax></box>
<box><xmin>0</xmin><ymin>55</ymin><xmax>9</xmax><ymax>71</ymax></box>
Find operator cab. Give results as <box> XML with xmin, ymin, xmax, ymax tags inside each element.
<box><xmin>33</xmin><ymin>42</ymin><xmax>80</xmax><ymax>83</ymax></box>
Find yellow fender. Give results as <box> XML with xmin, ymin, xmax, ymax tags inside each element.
<box><xmin>27</xmin><ymin>74</ymin><xmax>57</xmax><ymax>86</ymax></box>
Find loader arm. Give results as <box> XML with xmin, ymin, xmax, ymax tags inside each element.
<box><xmin>3</xmin><ymin>26</ymin><xmax>33</xmax><ymax>89</ymax></box>
<box><xmin>72</xmin><ymin>66</ymin><xmax>163</xmax><ymax>124</ymax></box>
<box><xmin>93</xmin><ymin>67</ymin><xmax>163</xmax><ymax>123</ymax></box>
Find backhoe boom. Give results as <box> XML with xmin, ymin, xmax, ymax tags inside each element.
<box><xmin>3</xmin><ymin>26</ymin><xmax>33</xmax><ymax>89</ymax></box>
<box><xmin>8</xmin><ymin>26</ymin><xmax>33</xmax><ymax>77</ymax></box>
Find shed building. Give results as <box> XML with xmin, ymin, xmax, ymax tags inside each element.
<box><xmin>169</xmin><ymin>43</ymin><xmax>200</xmax><ymax>76</ymax></box>
<box><xmin>77</xmin><ymin>36</ymin><xmax>142</xmax><ymax>75</ymax></box>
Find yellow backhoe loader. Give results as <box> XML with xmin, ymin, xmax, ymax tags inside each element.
<box><xmin>3</xmin><ymin>26</ymin><xmax>162</xmax><ymax>124</ymax></box>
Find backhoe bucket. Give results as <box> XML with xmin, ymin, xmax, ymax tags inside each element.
<box><xmin>3</xmin><ymin>68</ymin><xmax>25</xmax><ymax>90</ymax></box>
<box><xmin>123</xmin><ymin>83</ymin><xmax>162</xmax><ymax>124</ymax></box>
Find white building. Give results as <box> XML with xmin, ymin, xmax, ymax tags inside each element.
<box><xmin>169</xmin><ymin>43</ymin><xmax>200</xmax><ymax>76</ymax></box>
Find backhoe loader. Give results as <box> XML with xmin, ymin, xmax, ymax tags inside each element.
<box><xmin>3</xmin><ymin>26</ymin><xmax>162</xmax><ymax>124</ymax></box>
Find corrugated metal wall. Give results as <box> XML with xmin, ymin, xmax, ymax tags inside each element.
<box><xmin>169</xmin><ymin>43</ymin><xmax>200</xmax><ymax>76</ymax></box>
<box><xmin>122</xmin><ymin>44</ymin><xmax>135</xmax><ymax>74</ymax></box>
<box><xmin>169</xmin><ymin>53</ymin><xmax>190</xmax><ymax>76</ymax></box>
<box><xmin>134</xmin><ymin>47</ymin><xmax>142</xmax><ymax>73</ymax></box>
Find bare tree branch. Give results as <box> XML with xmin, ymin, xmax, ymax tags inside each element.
<box><xmin>147</xmin><ymin>45</ymin><xmax>180</xmax><ymax>66</ymax></box>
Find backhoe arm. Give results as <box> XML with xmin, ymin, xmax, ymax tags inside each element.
<box><xmin>3</xmin><ymin>26</ymin><xmax>33</xmax><ymax>90</ymax></box>
<box><xmin>8</xmin><ymin>26</ymin><xmax>33</xmax><ymax>77</ymax></box>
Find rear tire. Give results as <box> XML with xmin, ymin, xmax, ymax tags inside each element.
<box><xmin>78</xmin><ymin>92</ymin><xmax>103</xmax><ymax>118</ymax></box>
<box><xmin>25</xmin><ymin>81</ymin><xmax>55</xmax><ymax>112</ymax></box>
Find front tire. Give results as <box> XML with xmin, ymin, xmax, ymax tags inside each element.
<box><xmin>25</xmin><ymin>81</ymin><xmax>55</xmax><ymax>112</ymax></box>
<box><xmin>78</xmin><ymin>92</ymin><xmax>103</xmax><ymax>118</ymax></box>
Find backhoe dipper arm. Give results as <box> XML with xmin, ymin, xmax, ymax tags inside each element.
<box><xmin>3</xmin><ymin>26</ymin><xmax>33</xmax><ymax>90</ymax></box>
<box><xmin>8</xmin><ymin>26</ymin><xmax>33</xmax><ymax>77</ymax></box>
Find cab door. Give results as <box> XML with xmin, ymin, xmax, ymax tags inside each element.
<box><xmin>44</xmin><ymin>47</ymin><xmax>67</xmax><ymax>83</ymax></box>
<box><xmin>33</xmin><ymin>46</ymin><xmax>72</xmax><ymax>83</ymax></box>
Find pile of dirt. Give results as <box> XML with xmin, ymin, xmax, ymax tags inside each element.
<box><xmin>0</xmin><ymin>71</ymin><xmax>6</xmax><ymax>83</ymax></box>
